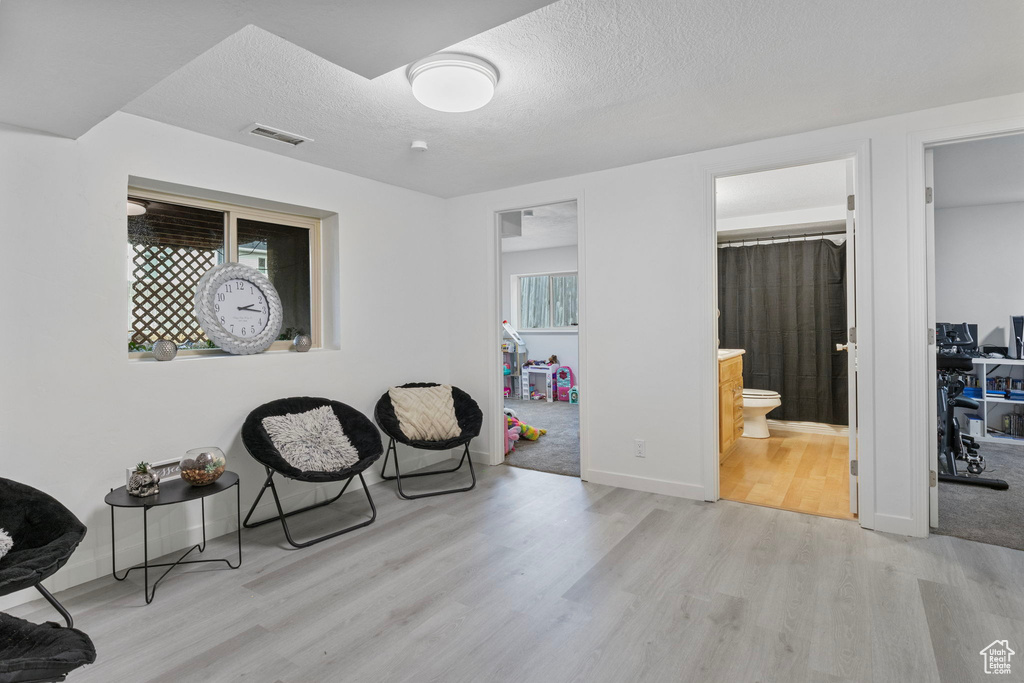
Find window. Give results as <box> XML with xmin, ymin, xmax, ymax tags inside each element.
<box><xmin>127</xmin><ymin>189</ymin><xmax>321</xmax><ymax>356</ymax></box>
<box><xmin>515</xmin><ymin>271</ymin><xmax>578</xmax><ymax>330</ymax></box>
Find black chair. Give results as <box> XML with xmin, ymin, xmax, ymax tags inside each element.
<box><xmin>0</xmin><ymin>479</ymin><xmax>86</xmax><ymax>628</ymax></box>
<box><xmin>241</xmin><ymin>397</ymin><xmax>382</xmax><ymax>549</ymax></box>
<box><xmin>374</xmin><ymin>382</ymin><xmax>482</xmax><ymax>499</ymax></box>
<box><xmin>0</xmin><ymin>613</ymin><xmax>95</xmax><ymax>683</ymax></box>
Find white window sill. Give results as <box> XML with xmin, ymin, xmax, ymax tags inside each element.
<box><xmin>516</xmin><ymin>328</ymin><xmax>578</xmax><ymax>335</ymax></box>
<box><xmin>128</xmin><ymin>347</ymin><xmax>326</xmax><ymax>362</ymax></box>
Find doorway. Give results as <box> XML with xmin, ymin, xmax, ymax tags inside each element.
<box><xmin>713</xmin><ymin>159</ymin><xmax>859</xmax><ymax>520</ymax></box>
<box><xmin>498</xmin><ymin>201</ymin><xmax>581</xmax><ymax>477</ymax></box>
<box><xmin>926</xmin><ymin>132</ymin><xmax>1024</xmax><ymax>550</ymax></box>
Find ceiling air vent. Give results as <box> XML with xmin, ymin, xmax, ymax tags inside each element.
<box><xmin>245</xmin><ymin>123</ymin><xmax>312</xmax><ymax>146</ymax></box>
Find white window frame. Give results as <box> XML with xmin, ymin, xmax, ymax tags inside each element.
<box><xmin>510</xmin><ymin>270</ymin><xmax>579</xmax><ymax>333</ymax></box>
<box><xmin>127</xmin><ymin>187</ymin><xmax>322</xmax><ymax>358</ymax></box>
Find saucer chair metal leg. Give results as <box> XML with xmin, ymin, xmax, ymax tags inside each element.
<box><xmin>34</xmin><ymin>583</ymin><xmax>73</xmax><ymax>629</ymax></box>
<box><xmin>243</xmin><ymin>467</ymin><xmax>376</xmax><ymax>548</ymax></box>
<box><xmin>380</xmin><ymin>439</ymin><xmax>476</xmax><ymax>500</ymax></box>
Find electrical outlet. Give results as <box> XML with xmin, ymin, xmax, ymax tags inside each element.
<box><xmin>634</xmin><ymin>439</ymin><xmax>646</xmax><ymax>457</ymax></box>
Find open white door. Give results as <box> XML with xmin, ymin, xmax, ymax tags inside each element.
<box><xmin>845</xmin><ymin>159</ymin><xmax>859</xmax><ymax>516</ymax></box>
<box><xmin>926</xmin><ymin>149</ymin><xmax>939</xmax><ymax>527</ymax></box>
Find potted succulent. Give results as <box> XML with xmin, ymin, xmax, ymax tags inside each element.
<box><xmin>127</xmin><ymin>462</ymin><xmax>160</xmax><ymax>498</ymax></box>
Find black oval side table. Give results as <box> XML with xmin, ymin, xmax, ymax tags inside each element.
<box><xmin>105</xmin><ymin>472</ymin><xmax>242</xmax><ymax>604</ymax></box>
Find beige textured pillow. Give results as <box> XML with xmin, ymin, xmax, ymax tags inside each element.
<box><xmin>389</xmin><ymin>385</ymin><xmax>462</xmax><ymax>441</ymax></box>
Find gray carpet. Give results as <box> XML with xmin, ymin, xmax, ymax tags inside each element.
<box><xmin>504</xmin><ymin>398</ymin><xmax>580</xmax><ymax>477</ymax></box>
<box><xmin>934</xmin><ymin>441</ymin><xmax>1024</xmax><ymax>551</ymax></box>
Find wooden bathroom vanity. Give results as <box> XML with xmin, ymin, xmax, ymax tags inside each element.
<box><xmin>718</xmin><ymin>350</ymin><xmax>745</xmax><ymax>458</ymax></box>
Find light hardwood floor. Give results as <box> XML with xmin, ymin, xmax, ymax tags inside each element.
<box><xmin>10</xmin><ymin>460</ymin><xmax>1024</xmax><ymax>682</ymax></box>
<box><xmin>721</xmin><ymin>431</ymin><xmax>855</xmax><ymax>520</ymax></box>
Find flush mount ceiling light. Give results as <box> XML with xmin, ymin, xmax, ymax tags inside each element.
<box><xmin>127</xmin><ymin>200</ymin><xmax>146</xmax><ymax>216</ymax></box>
<box><xmin>407</xmin><ymin>53</ymin><xmax>499</xmax><ymax>113</ymax></box>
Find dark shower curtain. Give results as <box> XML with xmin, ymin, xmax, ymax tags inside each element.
<box><xmin>718</xmin><ymin>239</ymin><xmax>848</xmax><ymax>425</ymax></box>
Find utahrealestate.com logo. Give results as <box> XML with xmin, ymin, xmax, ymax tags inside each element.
<box><xmin>980</xmin><ymin>640</ymin><xmax>1015</xmax><ymax>675</ymax></box>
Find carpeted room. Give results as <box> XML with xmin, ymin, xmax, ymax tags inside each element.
<box><xmin>500</xmin><ymin>200</ymin><xmax>581</xmax><ymax>479</ymax></box>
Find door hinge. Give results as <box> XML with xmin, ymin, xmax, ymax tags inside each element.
<box><xmin>847</xmin><ymin>194</ymin><xmax>855</xmax><ymax>211</ymax></box>
<box><xmin>849</xmin><ymin>327</ymin><xmax>857</xmax><ymax>344</ymax></box>
<box><xmin>925</xmin><ymin>187</ymin><xmax>933</xmax><ymax>204</ymax></box>
<box><xmin>928</xmin><ymin>327</ymin><xmax>935</xmax><ymax>345</ymax></box>
<box><xmin>850</xmin><ymin>460</ymin><xmax>858</xmax><ymax>476</ymax></box>
<box><xmin>930</xmin><ymin>470</ymin><xmax>937</xmax><ymax>487</ymax></box>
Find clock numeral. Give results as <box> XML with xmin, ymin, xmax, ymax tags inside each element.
<box><xmin>220</xmin><ymin>316</ymin><xmax>225</xmax><ymax>324</ymax></box>
<box><xmin>258</xmin><ymin>296</ymin><xmax>263</xmax><ymax>304</ymax></box>
<box><xmin>217</xmin><ymin>293</ymin><xmax>225</xmax><ymax>302</ymax></box>
<box><xmin>224</xmin><ymin>284</ymin><xmax>232</xmax><ymax>293</ymax></box>
<box><xmin>240</xmin><ymin>328</ymin><xmax>247</xmax><ymax>337</ymax></box>
<box><xmin>229</xmin><ymin>325</ymin><xmax>234</xmax><ymax>333</ymax></box>
<box><xmin>251</xmin><ymin>326</ymin><xmax>256</xmax><ymax>334</ymax></box>
<box><xmin>214</xmin><ymin>304</ymin><xmax>220</xmax><ymax>312</ymax></box>
<box><xmin>258</xmin><ymin>319</ymin><xmax>262</xmax><ymax>327</ymax></box>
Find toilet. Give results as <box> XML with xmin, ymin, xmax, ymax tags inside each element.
<box><xmin>741</xmin><ymin>389</ymin><xmax>782</xmax><ymax>438</ymax></box>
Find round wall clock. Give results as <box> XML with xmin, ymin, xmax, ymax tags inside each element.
<box><xmin>194</xmin><ymin>262</ymin><xmax>283</xmax><ymax>355</ymax></box>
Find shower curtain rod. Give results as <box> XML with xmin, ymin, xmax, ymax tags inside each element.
<box><xmin>718</xmin><ymin>229</ymin><xmax>847</xmax><ymax>246</ymax></box>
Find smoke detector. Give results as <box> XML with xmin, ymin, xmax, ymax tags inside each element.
<box><xmin>245</xmin><ymin>123</ymin><xmax>312</xmax><ymax>146</ymax></box>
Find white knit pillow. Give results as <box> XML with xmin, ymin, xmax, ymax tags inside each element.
<box><xmin>389</xmin><ymin>385</ymin><xmax>462</xmax><ymax>441</ymax></box>
<box><xmin>0</xmin><ymin>528</ymin><xmax>12</xmax><ymax>560</ymax></box>
<box><xmin>262</xmin><ymin>406</ymin><xmax>360</xmax><ymax>472</ymax></box>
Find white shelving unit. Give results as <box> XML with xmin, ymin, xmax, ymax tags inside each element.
<box><xmin>969</xmin><ymin>357</ymin><xmax>1024</xmax><ymax>443</ymax></box>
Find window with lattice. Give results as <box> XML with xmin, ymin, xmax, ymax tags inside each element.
<box><xmin>128</xmin><ymin>201</ymin><xmax>225</xmax><ymax>349</ymax></box>
<box><xmin>127</xmin><ymin>191</ymin><xmax>321</xmax><ymax>355</ymax></box>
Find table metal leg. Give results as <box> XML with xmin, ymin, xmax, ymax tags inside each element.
<box><xmin>110</xmin><ymin>480</ymin><xmax>242</xmax><ymax>604</ymax></box>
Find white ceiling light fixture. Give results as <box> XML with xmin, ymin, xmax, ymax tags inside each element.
<box><xmin>408</xmin><ymin>53</ymin><xmax>498</xmax><ymax>113</ymax></box>
<box><xmin>127</xmin><ymin>200</ymin><xmax>147</xmax><ymax>216</ymax></box>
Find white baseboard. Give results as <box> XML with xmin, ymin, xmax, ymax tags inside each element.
<box><xmin>586</xmin><ymin>469</ymin><xmax>705</xmax><ymax>500</ymax></box>
<box><xmin>0</xmin><ymin>449</ymin><xmax>451</xmax><ymax>613</ymax></box>
<box><xmin>767</xmin><ymin>419</ymin><xmax>850</xmax><ymax>436</ymax></box>
<box><xmin>870</xmin><ymin>512</ymin><xmax>923</xmax><ymax>537</ymax></box>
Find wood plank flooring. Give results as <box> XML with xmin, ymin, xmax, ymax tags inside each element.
<box><xmin>721</xmin><ymin>430</ymin><xmax>855</xmax><ymax>520</ymax></box>
<box><xmin>10</xmin><ymin>460</ymin><xmax>1024</xmax><ymax>682</ymax></box>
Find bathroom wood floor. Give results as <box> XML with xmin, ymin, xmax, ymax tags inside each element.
<box><xmin>720</xmin><ymin>431</ymin><xmax>855</xmax><ymax>520</ymax></box>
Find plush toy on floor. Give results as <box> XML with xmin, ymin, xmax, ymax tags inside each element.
<box><xmin>508</xmin><ymin>415</ymin><xmax>546</xmax><ymax>440</ymax></box>
<box><xmin>505</xmin><ymin>421</ymin><xmax>521</xmax><ymax>454</ymax></box>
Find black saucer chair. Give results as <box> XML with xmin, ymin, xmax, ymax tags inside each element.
<box><xmin>374</xmin><ymin>383</ymin><xmax>482</xmax><ymax>499</ymax></box>
<box><xmin>0</xmin><ymin>479</ymin><xmax>87</xmax><ymax>628</ymax></box>
<box><xmin>0</xmin><ymin>613</ymin><xmax>95</xmax><ymax>683</ymax></box>
<box><xmin>241</xmin><ymin>397</ymin><xmax>382</xmax><ymax>549</ymax></box>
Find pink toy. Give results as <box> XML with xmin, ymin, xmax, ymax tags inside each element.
<box><xmin>504</xmin><ymin>386</ymin><xmax>511</xmax><ymax>398</ymax></box>
<box><xmin>555</xmin><ymin>366</ymin><xmax>575</xmax><ymax>401</ymax></box>
<box><xmin>505</xmin><ymin>422</ymin><xmax>521</xmax><ymax>454</ymax></box>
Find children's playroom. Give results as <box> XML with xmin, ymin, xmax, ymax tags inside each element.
<box><xmin>499</xmin><ymin>201</ymin><xmax>580</xmax><ymax>477</ymax></box>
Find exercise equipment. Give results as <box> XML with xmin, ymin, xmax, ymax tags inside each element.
<box><xmin>936</xmin><ymin>323</ymin><xmax>1008</xmax><ymax>490</ymax></box>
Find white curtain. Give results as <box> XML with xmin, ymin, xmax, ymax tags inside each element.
<box><xmin>552</xmin><ymin>275</ymin><xmax>578</xmax><ymax>327</ymax></box>
<box><xmin>519</xmin><ymin>276</ymin><xmax>549</xmax><ymax>328</ymax></box>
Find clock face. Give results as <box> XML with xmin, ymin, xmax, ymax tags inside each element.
<box><xmin>214</xmin><ymin>278</ymin><xmax>269</xmax><ymax>339</ymax></box>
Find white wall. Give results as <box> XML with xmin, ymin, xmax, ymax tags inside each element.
<box><xmin>935</xmin><ymin>203</ymin><xmax>1024</xmax><ymax>347</ymax></box>
<box><xmin>0</xmin><ymin>113</ymin><xmax>452</xmax><ymax>609</ymax></box>
<box><xmin>501</xmin><ymin>245</ymin><xmax>579</xmax><ymax>374</ymax></box>
<box><xmin>444</xmin><ymin>92</ymin><xmax>1024</xmax><ymax>536</ymax></box>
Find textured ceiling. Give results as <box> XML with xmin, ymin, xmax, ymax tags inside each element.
<box><xmin>716</xmin><ymin>161</ymin><xmax>848</xmax><ymax>220</ymax></box>
<box><xmin>501</xmin><ymin>201</ymin><xmax>578</xmax><ymax>252</ymax></box>
<box><xmin>122</xmin><ymin>0</ymin><xmax>1024</xmax><ymax>197</ymax></box>
<box><xmin>933</xmin><ymin>133</ymin><xmax>1024</xmax><ymax>209</ymax></box>
<box><xmin>0</xmin><ymin>0</ymin><xmax>556</xmax><ymax>138</ymax></box>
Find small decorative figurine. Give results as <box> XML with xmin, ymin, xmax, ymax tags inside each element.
<box><xmin>127</xmin><ymin>462</ymin><xmax>160</xmax><ymax>498</ymax></box>
<box><xmin>293</xmin><ymin>334</ymin><xmax>312</xmax><ymax>353</ymax></box>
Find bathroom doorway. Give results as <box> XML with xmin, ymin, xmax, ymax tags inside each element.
<box><xmin>497</xmin><ymin>201</ymin><xmax>581</xmax><ymax>478</ymax></box>
<box><xmin>713</xmin><ymin>158</ymin><xmax>859</xmax><ymax>520</ymax></box>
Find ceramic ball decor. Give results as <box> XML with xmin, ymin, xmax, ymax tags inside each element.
<box><xmin>152</xmin><ymin>339</ymin><xmax>177</xmax><ymax>361</ymax></box>
<box><xmin>293</xmin><ymin>334</ymin><xmax>312</xmax><ymax>352</ymax></box>
<box><xmin>180</xmin><ymin>447</ymin><xmax>226</xmax><ymax>486</ymax></box>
